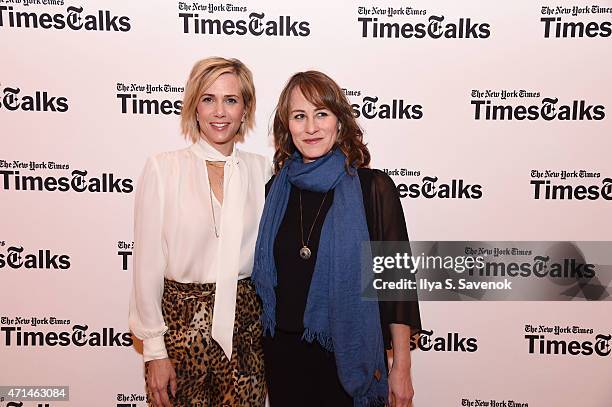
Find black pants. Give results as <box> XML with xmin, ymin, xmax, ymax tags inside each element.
<box><xmin>263</xmin><ymin>330</ymin><xmax>353</xmax><ymax>407</ymax></box>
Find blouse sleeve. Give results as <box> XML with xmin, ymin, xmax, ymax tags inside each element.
<box><xmin>128</xmin><ymin>156</ymin><xmax>169</xmax><ymax>362</ymax></box>
<box><xmin>369</xmin><ymin>170</ymin><xmax>422</xmax><ymax>337</ymax></box>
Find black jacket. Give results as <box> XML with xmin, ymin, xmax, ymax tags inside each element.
<box><xmin>266</xmin><ymin>168</ymin><xmax>422</xmax><ymax>349</ymax></box>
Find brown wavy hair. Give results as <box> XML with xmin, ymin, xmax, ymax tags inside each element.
<box><xmin>272</xmin><ymin>71</ymin><xmax>370</xmax><ymax>173</ymax></box>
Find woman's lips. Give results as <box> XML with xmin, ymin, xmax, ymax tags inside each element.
<box><xmin>303</xmin><ymin>138</ymin><xmax>323</xmax><ymax>144</ymax></box>
<box><xmin>210</xmin><ymin>122</ymin><xmax>230</xmax><ymax>130</ymax></box>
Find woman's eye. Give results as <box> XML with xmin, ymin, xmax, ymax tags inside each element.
<box><xmin>226</xmin><ymin>98</ymin><xmax>238</xmax><ymax>104</ymax></box>
<box><xmin>293</xmin><ymin>113</ymin><xmax>305</xmax><ymax>120</ymax></box>
<box><xmin>317</xmin><ymin>111</ymin><xmax>329</xmax><ymax>117</ymax></box>
<box><xmin>201</xmin><ymin>96</ymin><xmax>213</xmax><ymax>103</ymax></box>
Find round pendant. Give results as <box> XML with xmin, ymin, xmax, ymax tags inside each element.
<box><xmin>299</xmin><ymin>246</ymin><xmax>312</xmax><ymax>260</ymax></box>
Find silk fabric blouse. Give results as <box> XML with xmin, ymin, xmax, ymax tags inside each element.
<box><xmin>129</xmin><ymin>140</ymin><xmax>271</xmax><ymax>361</ymax></box>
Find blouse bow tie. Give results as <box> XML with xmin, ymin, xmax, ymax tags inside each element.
<box><xmin>190</xmin><ymin>139</ymin><xmax>248</xmax><ymax>360</ymax></box>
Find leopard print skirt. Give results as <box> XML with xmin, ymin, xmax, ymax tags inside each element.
<box><xmin>151</xmin><ymin>278</ymin><xmax>265</xmax><ymax>407</ymax></box>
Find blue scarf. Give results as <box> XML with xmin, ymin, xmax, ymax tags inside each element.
<box><xmin>252</xmin><ymin>149</ymin><xmax>388</xmax><ymax>407</ymax></box>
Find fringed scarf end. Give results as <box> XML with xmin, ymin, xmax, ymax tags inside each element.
<box><xmin>302</xmin><ymin>328</ymin><xmax>334</xmax><ymax>352</ymax></box>
<box><xmin>353</xmin><ymin>394</ymin><xmax>387</xmax><ymax>407</ymax></box>
<box><xmin>254</xmin><ymin>281</ymin><xmax>276</xmax><ymax>337</ymax></box>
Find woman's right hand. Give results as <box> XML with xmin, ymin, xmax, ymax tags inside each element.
<box><xmin>146</xmin><ymin>358</ymin><xmax>177</xmax><ymax>407</ymax></box>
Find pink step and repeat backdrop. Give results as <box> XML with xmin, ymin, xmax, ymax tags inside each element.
<box><xmin>2</xmin><ymin>0</ymin><xmax>611</xmax><ymax>406</ymax></box>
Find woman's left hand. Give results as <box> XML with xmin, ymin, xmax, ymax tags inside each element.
<box><xmin>388</xmin><ymin>364</ymin><xmax>414</xmax><ymax>407</ymax></box>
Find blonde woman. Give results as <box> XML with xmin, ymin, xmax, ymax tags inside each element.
<box><xmin>129</xmin><ymin>57</ymin><xmax>270</xmax><ymax>407</ymax></box>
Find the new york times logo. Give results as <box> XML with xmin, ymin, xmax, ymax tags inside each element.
<box><xmin>541</xmin><ymin>6</ymin><xmax>612</xmax><ymax>38</ymax></box>
<box><xmin>0</xmin><ymin>169</ymin><xmax>134</xmax><ymax>193</ymax></box>
<box><xmin>351</xmin><ymin>95</ymin><xmax>422</xmax><ymax>120</ymax></box>
<box><xmin>117</xmin><ymin>240</ymin><xmax>133</xmax><ymax>271</ymax></box>
<box><xmin>411</xmin><ymin>329</ymin><xmax>478</xmax><ymax>352</ymax></box>
<box><xmin>472</xmin><ymin>97</ymin><xmax>605</xmax><ymax>120</ymax></box>
<box><xmin>525</xmin><ymin>324</ymin><xmax>611</xmax><ymax>356</ymax></box>
<box><xmin>0</xmin><ymin>5</ymin><xmax>131</xmax><ymax>31</ymax></box>
<box><xmin>0</xmin><ymin>324</ymin><xmax>133</xmax><ymax>347</ymax></box>
<box><xmin>472</xmin><ymin>89</ymin><xmax>541</xmax><ymax>100</ymax></box>
<box><xmin>531</xmin><ymin>177</ymin><xmax>612</xmax><ymax>200</ymax></box>
<box><xmin>358</xmin><ymin>15</ymin><xmax>490</xmax><ymax>39</ymax></box>
<box><xmin>391</xmin><ymin>174</ymin><xmax>483</xmax><ymax>199</ymax></box>
<box><xmin>117</xmin><ymin>393</ymin><xmax>148</xmax><ymax>406</ymax></box>
<box><xmin>116</xmin><ymin>83</ymin><xmax>184</xmax><ymax>115</ymax></box>
<box><xmin>461</xmin><ymin>398</ymin><xmax>529</xmax><ymax>407</ymax></box>
<box><xmin>179</xmin><ymin>11</ymin><xmax>310</xmax><ymax>36</ymax></box>
<box><xmin>0</xmin><ymin>245</ymin><xmax>70</xmax><ymax>270</ymax></box>
<box><xmin>531</xmin><ymin>169</ymin><xmax>601</xmax><ymax>180</ymax></box>
<box><xmin>0</xmin><ymin>85</ymin><xmax>68</xmax><ymax>112</ymax></box>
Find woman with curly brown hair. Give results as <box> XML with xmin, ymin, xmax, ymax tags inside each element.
<box><xmin>252</xmin><ymin>71</ymin><xmax>421</xmax><ymax>407</ymax></box>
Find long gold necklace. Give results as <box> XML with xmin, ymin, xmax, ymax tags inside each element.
<box><xmin>206</xmin><ymin>162</ymin><xmax>224</xmax><ymax>191</ymax></box>
<box><xmin>298</xmin><ymin>190</ymin><xmax>329</xmax><ymax>260</ymax></box>
<box><xmin>206</xmin><ymin>161</ymin><xmax>224</xmax><ymax>238</ymax></box>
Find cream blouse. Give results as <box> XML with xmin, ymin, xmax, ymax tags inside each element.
<box><xmin>129</xmin><ymin>139</ymin><xmax>271</xmax><ymax>362</ymax></box>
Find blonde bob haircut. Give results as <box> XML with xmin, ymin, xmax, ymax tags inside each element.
<box><xmin>181</xmin><ymin>57</ymin><xmax>256</xmax><ymax>143</ymax></box>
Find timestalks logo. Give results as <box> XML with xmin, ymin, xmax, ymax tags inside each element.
<box><xmin>472</xmin><ymin>98</ymin><xmax>605</xmax><ymax>120</ymax></box>
<box><xmin>541</xmin><ymin>17</ymin><xmax>612</xmax><ymax>38</ymax></box>
<box><xmin>0</xmin><ymin>324</ymin><xmax>133</xmax><ymax>347</ymax></box>
<box><xmin>0</xmin><ymin>6</ymin><xmax>131</xmax><ymax>31</ymax></box>
<box><xmin>469</xmin><ymin>257</ymin><xmax>595</xmax><ymax>279</ymax></box>
<box><xmin>396</xmin><ymin>176</ymin><xmax>483</xmax><ymax>199</ymax></box>
<box><xmin>179</xmin><ymin>12</ymin><xmax>310</xmax><ymax>36</ymax></box>
<box><xmin>411</xmin><ymin>329</ymin><xmax>478</xmax><ymax>352</ymax></box>
<box><xmin>358</xmin><ymin>15</ymin><xmax>490</xmax><ymax>39</ymax></box>
<box><xmin>531</xmin><ymin>178</ymin><xmax>612</xmax><ymax>200</ymax></box>
<box><xmin>526</xmin><ymin>333</ymin><xmax>611</xmax><ymax>356</ymax></box>
<box><xmin>117</xmin><ymin>94</ymin><xmax>182</xmax><ymax>115</ymax></box>
<box><xmin>351</xmin><ymin>96</ymin><xmax>422</xmax><ymax>120</ymax></box>
<box><xmin>0</xmin><ymin>170</ymin><xmax>134</xmax><ymax>193</ymax></box>
<box><xmin>0</xmin><ymin>246</ymin><xmax>70</xmax><ymax>270</ymax></box>
<box><xmin>1</xmin><ymin>86</ymin><xmax>68</xmax><ymax>112</ymax></box>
